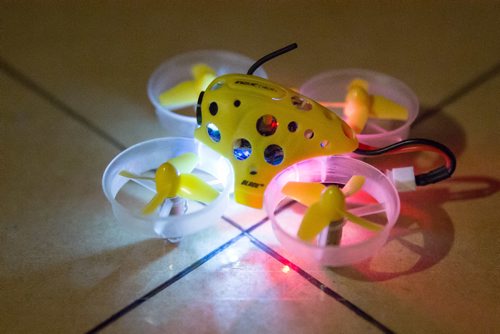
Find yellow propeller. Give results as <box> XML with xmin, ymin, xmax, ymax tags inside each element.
<box><xmin>344</xmin><ymin>79</ymin><xmax>408</xmax><ymax>134</ymax></box>
<box><xmin>166</xmin><ymin>152</ymin><xmax>198</xmax><ymax>174</ymax></box>
<box><xmin>159</xmin><ymin>63</ymin><xmax>216</xmax><ymax>109</ymax></box>
<box><xmin>119</xmin><ymin>152</ymin><xmax>219</xmax><ymax>215</ymax></box>
<box><xmin>282</xmin><ymin>175</ymin><xmax>383</xmax><ymax>242</ymax></box>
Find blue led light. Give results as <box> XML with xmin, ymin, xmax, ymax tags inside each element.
<box><xmin>207</xmin><ymin>123</ymin><xmax>221</xmax><ymax>142</ymax></box>
<box><xmin>233</xmin><ymin>138</ymin><xmax>252</xmax><ymax>160</ymax></box>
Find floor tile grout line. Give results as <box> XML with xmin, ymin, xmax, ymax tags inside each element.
<box><xmin>221</xmin><ymin>215</ymin><xmax>267</xmax><ymax>234</ymax></box>
<box><xmin>85</xmin><ymin>231</ymin><xmax>247</xmax><ymax>333</ymax></box>
<box><xmin>222</xmin><ymin>214</ymin><xmax>394</xmax><ymax>333</ymax></box>
<box><xmin>248</xmin><ymin>233</ymin><xmax>394</xmax><ymax>334</ymax></box>
<box><xmin>415</xmin><ymin>61</ymin><xmax>500</xmax><ymax>125</ymax></box>
<box><xmin>2</xmin><ymin>55</ymin><xmax>498</xmax><ymax>151</ymax></box>
<box><xmin>220</xmin><ymin>200</ymin><xmax>296</xmax><ymax>234</ymax></box>
<box><xmin>0</xmin><ymin>57</ymin><xmax>127</xmax><ymax>151</ymax></box>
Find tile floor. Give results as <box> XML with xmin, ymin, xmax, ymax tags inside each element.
<box><xmin>1</xmin><ymin>2</ymin><xmax>499</xmax><ymax>333</ymax></box>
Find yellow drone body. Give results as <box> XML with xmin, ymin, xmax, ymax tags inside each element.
<box><xmin>195</xmin><ymin>73</ymin><xmax>359</xmax><ymax>208</ymax></box>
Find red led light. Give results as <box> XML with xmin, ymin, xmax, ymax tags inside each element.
<box><xmin>257</xmin><ymin>115</ymin><xmax>279</xmax><ymax>136</ymax></box>
<box><xmin>281</xmin><ymin>265</ymin><xmax>290</xmax><ymax>273</ymax></box>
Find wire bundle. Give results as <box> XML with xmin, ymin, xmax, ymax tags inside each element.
<box><xmin>354</xmin><ymin>138</ymin><xmax>456</xmax><ymax>186</ymax></box>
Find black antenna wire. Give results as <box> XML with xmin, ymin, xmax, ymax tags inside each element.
<box><xmin>247</xmin><ymin>43</ymin><xmax>298</xmax><ymax>75</ymax></box>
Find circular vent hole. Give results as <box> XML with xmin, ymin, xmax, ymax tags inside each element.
<box><xmin>304</xmin><ymin>129</ymin><xmax>314</xmax><ymax>139</ymax></box>
<box><xmin>264</xmin><ymin>145</ymin><xmax>284</xmax><ymax>165</ymax></box>
<box><xmin>256</xmin><ymin>115</ymin><xmax>278</xmax><ymax>136</ymax></box>
<box><xmin>209</xmin><ymin>102</ymin><xmax>218</xmax><ymax>116</ymax></box>
<box><xmin>288</xmin><ymin>121</ymin><xmax>298</xmax><ymax>132</ymax></box>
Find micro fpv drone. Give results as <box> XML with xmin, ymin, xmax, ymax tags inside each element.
<box><xmin>102</xmin><ymin>43</ymin><xmax>456</xmax><ymax>266</ymax></box>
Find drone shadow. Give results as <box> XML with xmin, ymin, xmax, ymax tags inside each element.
<box><xmin>331</xmin><ymin>107</ymin><xmax>498</xmax><ymax>281</ymax></box>
<box><xmin>412</xmin><ymin>105</ymin><xmax>467</xmax><ymax>157</ymax></box>
<box><xmin>331</xmin><ymin>176</ymin><xmax>499</xmax><ymax>282</ymax></box>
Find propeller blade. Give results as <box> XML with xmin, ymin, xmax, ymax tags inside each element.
<box><xmin>159</xmin><ymin>80</ymin><xmax>199</xmax><ymax>109</ymax></box>
<box><xmin>159</xmin><ymin>64</ymin><xmax>216</xmax><ymax>109</ymax></box>
<box><xmin>192</xmin><ymin>63</ymin><xmax>216</xmax><ymax>88</ymax></box>
<box><xmin>295</xmin><ymin>179</ymin><xmax>382</xmax><ymax>241</ymax></box>
<box><xmin>119</xmin><ymin>170</ymin><xmax>155</xmax><ymax>181</ymax></box>
<box><xmin>370</xmin><ymin>95</ymin><xmax>408</xmax><ymax>120</ymax></box>
<box><xmin>167</xmin><ymin>152</ymin><xmax>198</xmax><ymax>174</ymax></box>
<box><xmin>282</xmin><ymin>182</ymin><xmax>325</xmax><ymax>207</ymax></box>
<box><xmin>349</xmin><ymin>78</ymin><xmax>369</xmax><ymax>90</ymax></box>
<box><xmin>297</xmin><ymin>186</ymin><xmax>345</xmax><ymax>241</ymax></box>
<box><xmin>177</xmin><ymin>174</ymin><xmax>219</xmax><ymax>204</ymax></box>
<box><xmin>154</xmin><ymin>162</ymin><xmax>180</xmax><ymax>199</ymax></box>
<box><xmin>344</xmin><ymin>82</ymin><xmax>371</xmax><ymax>134</ymax></box>
<box><xmin>297</xmin><ymin>203</ymin><xmax>343</xmax><ymax>241</ymax></box>
<box><xmin>142</xmin><ymin>193</ymin><xmax>166</xmax><ymax>215</ymax></box>
<box><xmin>344</xmin><ymin>79</ymin><xmax>408</xmax><ymax>133</ymax></box>
<box><xmin>343</xmin><ymin>211</ymin><xmax>383</xmax><ymax>231</ymax></box>
<box><xmin>341</xmin><ymin>175</ymin><xmax>365</xmax><ymax>197</ymax></box>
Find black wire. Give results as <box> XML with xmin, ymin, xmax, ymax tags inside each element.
<box><xmin>247</xmin><ymin>43</ymin><xmax>298</xmax><ymax>75</ymax></box>
<box><xmin>354</xmin><ymin>138</ymin><xmax>457</xmax><ymax>186</ymax></box>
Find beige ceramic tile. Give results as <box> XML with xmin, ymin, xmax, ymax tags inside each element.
<box><xmin>249</xmin><ymin>76</ymin><xmax>500</xmax><ymax>333</ymax></box>
<box><xmin>102</xmin><ymin>237</ymin><xmax>382</xmax><ymax>334</ymax></box>
<box><xmin>0</xmin><ymin>73</ymin><xmax>242</xmax><ymax>333</ymax></box>
<box><xmin>1</xmin><ymin>2</ymin><xmax>499</xmax><ymax>146</ymax></box>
